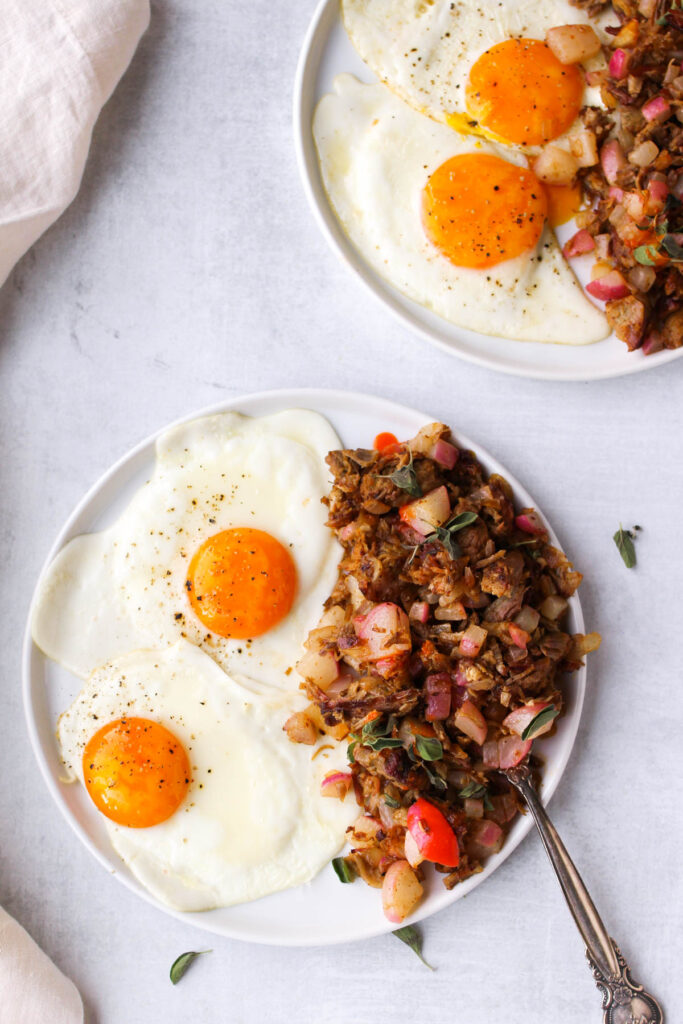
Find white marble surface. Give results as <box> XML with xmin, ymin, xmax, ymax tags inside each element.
<box><xmin>1</xmin><ymin>2</ymin><xmax>681</xmax><ymax>1022</ymax></box>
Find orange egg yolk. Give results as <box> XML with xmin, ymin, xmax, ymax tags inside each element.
<box><xmin>422</xmin><ymin>153</ymin><xmax>547</xmax><ymax>269</ymax></box>
<box><xmin>544</xmin><ymin>181</ymin><xmax>583</xmax><ymax>227</ymax></box>
<box><xmin>186</xmin><ymin>527</ymin><xmax>297</xmax><ymax>639</ymax></box>
<box><xmin>466</xmin><ymin>39</ymin><xmax>584</xmax><ymax>147</ymax></box>
<box><xmin>83</xmin><ymin>717</ymin><xmax>190</xmax><ymax>828</ymax></box>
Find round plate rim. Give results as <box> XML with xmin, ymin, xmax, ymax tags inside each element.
<box><xmin>22</xmin><ymin>387</ymin><xmax>587</xmax><ymax>945</ymax></box>
<box><xmin>292</xmin><ymin>0</ymin><xmax>683</xmax><ymax>382</ymax></box>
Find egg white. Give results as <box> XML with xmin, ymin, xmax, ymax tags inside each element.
<box><xmin>32</xmin><ymin>410</ymin><xmax>342</xmax><ymax>688</ymax></box>
<box><xmin>314</xmin><ymin>74</ymin><xmax>608</xmax><ymax>344</ymax></box>
<box><xmin>342</xmin><ymin>0</ymin><xmax>611</xmax><ymax>151</ymax></box>
<box><xmin>57</xmin><ymin>640</ymin><xmax>356</xmax><ymax>911</ymax></box>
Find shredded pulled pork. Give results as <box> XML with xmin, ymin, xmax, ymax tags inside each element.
<box><xmin>570</xmin><ymin>0</ymin><xmax>683</xmax><ymax>350</ymax></box>
<box><xmin>290</xmin><ymin>424</ymin><xmax>600</xmax><ymax>914</ymax></box>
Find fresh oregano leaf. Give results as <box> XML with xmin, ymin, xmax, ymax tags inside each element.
<box><xmin>459</xmin><ymin>781</ymin><xmax>487</xmax><ymax>799</ymax></box>
<box><xmin>427</xmin><ymin>511</ymin><xmax>477</xmax><ymax>559</ymax></box>
<box><xmin>364</xmin><ymin>735</ymin><xmax>405</xmax><ymax>752</ymax></box>
<box><xmin>521</xmin><ymin>705</ymin><xmax>560</xmax><ymax>741</ymax></box>
<box><xmin>613</xmin><ymin>523</ymin><xmax>637</xmax><ymax>569</ymax></box>
<box><xmin>483</xmin><ymin>792</ymin><xmax>494</xmax><ymax>813</ymax></box>
<box><xmin>392</xmin><ymin>925</ymin><xmax>435</xmax><ymax>970</ymax></box>
<box><xmin>661</xmin><ymin>234</ymin><xmax>683</xmax><ymax>261</ymax></box>
<box><xmin>633</xmin><ymin>244</ymin><xmax>660</xmax><ymax>266</ymax></box>
<box><xmin>332</xmin><ymin>857</ymin><xmax>357</xmax><ymax>884</ymax></box>
<box><xmin>170</xmin><ymin>950</ymin><xmax>211</xmax><ymax>986</ymax></box>
<box><xmin>384</xmin><ymin>794</ymin><xmax>402</xmax><ymax>808</ymax></box>
<box><xmin>423</xmin><ymin>762</ymin><xmax>447</xmax><ymax>791</ymax></box>
<box><xmin>415</xmin><ymin>735</ymin><xmax>443</xmax><ymax>761</ymax></box>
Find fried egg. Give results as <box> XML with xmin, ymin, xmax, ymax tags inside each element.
<box><xmin>314</xmin><ymin>75</ymin><xmax>607</xmax><ymax>343</ymax></box>
<box><xmin>32</xmin><ymin>410</ymin><xmax>342</xmax><ymax>688</ymax></box>
<box><xmin>342</xmin><ymin>0</ymin><xmax>609</xmax><ymax>150</ymax></box>
<box><xmin>58</xmin><ymin>641</ymin><xmax>356</xmax><ymax>911</ymax></box>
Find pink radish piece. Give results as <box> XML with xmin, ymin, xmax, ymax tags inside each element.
<box><xmin>320</xmin><ymin>771</ymin><xmax>353</xmax><ymax>800</ymax></box>
<box><xmin>432</xmin><ymin>438</ymin><xmax>459</xmax><ymax>469</ymax></box>
<box><xmin>642</xmin><ymin>95</ymin><xmax>671</xmax><ymax>122</ymax></box>
<box><xmin>459</xmin><ymin>623</ymin><xmax>487</xmax><ymax>658</ymax></box>
<box><xmin>453</xmin><ymin>700</ymin><xmax>487</xmax><ymax>745</ymax></box>
<box><xmin>608</xmin><ymin>48</ymin><xmax>629</xmax><ymax>79</ymax></box>
<box><xmin>586</xmin><ymin>270</ymin><xmax>630</xmax><ymax>300</ymax></box>
<box><xmin>503</xmin><ymin>701</ymin><xmax>555</xmax><ymax>738</ymax></box>
<box><xmin>562</xmin><ymin>229</ymin><xmax>595</xmax><ymax>258</ymax></box>
<box><xmin>382</xmin><ymin>861</ymin><xmax>424</xmax><ymax>923</ymax></box>
<box><xmin>354</xmin><ymin>603</ymin><xmax>411</xmax><ymax>661</ymax></box>
<box><xmin>600</xmin><ymin>139</ymin><xmax>627</xmax><ymax>184</ymax></box>
<box><xmin>399</xmin><ymin>486</ymin><xmax>450</xmax><ymax>536</ymax></box>
<box><xmin>514</xmin><ymin>510</ymin><xmax>546</xmax><ymax>535</ymax></box>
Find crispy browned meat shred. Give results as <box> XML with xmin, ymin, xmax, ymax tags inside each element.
<box><xmin>294</xmin><ymin>424</ymin><xmax>600</xmax><ymax>900</ymax></box>
<box><xmin>571</xmin><ymin>0</ymin><xmax>683</xmax><ymax>350</ymax></box>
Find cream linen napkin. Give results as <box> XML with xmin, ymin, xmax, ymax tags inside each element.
<box><xmin>0</xmin><ymin>906</ymin><xmax>83</xmax><ymax>1024</ymax></box>
<box><xmin>0</xmin><ymin>0</ymin><xmax>150</xmax><ymax>289</ymax></box>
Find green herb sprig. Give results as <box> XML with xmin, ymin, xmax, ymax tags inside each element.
<box><xmin>427</xmin><ymin>511</ymin><xmax>478</xmax><ymax>559</ymax></box>
<box><xmin>378</xmin><ymin>451</ymin><xmax>422</xmax><ymax>497</ymax></box>
<box><xmin>521</xmin><ymin>705</ymin><xmax>560</xmax><ymax>741</ymax></box>
<box><xmin>170</xmin><ymin>950</ymin><xmax>212</xmax><ymax>986</ymax></box>
<box><xmin>332</xmin><ymin>857</ymin><xmax>357</xmax><ymax>884</ymax></box>
<box><xmin>613</xmin><ymin>523</ymin><xmax>640</xmax><ymax>569</ymax></box>
<box><xmin>393</xmin><ymin>925</ymin><xmax>435</xmax><ymax>970</ymax></box>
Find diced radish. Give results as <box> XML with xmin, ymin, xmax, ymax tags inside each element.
<box><xmin>508</xmin><ymin>623</ymin><xmax>531</xmax><ymax>650</ymax></box>
<box><xmin>586</xmin><ymin>270</ymin><xmax>630</xmax><ymax>300</ymax></box>
<box><xmin>622</xmin><ymin>191</ymin><xmax>647</xmax><ymax>220</ymax></box>
<box><xmin>539</xmin><ymin>594</ymin><xmax>568</xmax><ymax>620</ymax></box>
<box><xmin>642</xmin><ymin>330</ymin><xmax>664</xmax><ymax>355</ymax></box>
<box><xmin>409</xmin><ymin>601</ymin><xmax>430</xmax><ymax>624</ymax></box>
<box><xmin>351</xmin><ymin>815</ymin><xmax>382</xmax><ymax>847</ymax></box>
<box><xmin>404</xmin><ymin>829</ymin><xmax>424</xmax><ymax>868</ymax></box>
<box><xmin>424</xmin><ymin>673</ymin><xmax>452</xmax><ymax>721</ymax></box>
<box><xmin>608</xmin><ymin>48</ymin><xmax>629</xmax><ymax>79</ymax></box>
<box><xmin>320</xmin><ymin>771</ymin><xmax>353</xmax><ymax>799</ymax></box>
<box><xmin>483</xmin><ymin>740</ymin><xmax>501</xmax><ymax>768</ymax></box>
<box><xmin>647</xmin><ymin>178</ymin><xmax>669</xmax><ymax>206</ymax></box>
<box><xmin>532</xmin><ymin>145</ymin><xmax>579</xmax><ymax>185</ymax></box>
<box><xmin>468</xmin><ymin>819</ymin><xmax>504</xmax><ymax>857</ymax></box>
<box><xmin>562</xmin><ymin>229</ymin><xmax>595</xmax><ymax>258</ymax></box>
<box><xmin>283</xmin><ymin>711</ymin><xmax>318</xmax><ymax>745</ymax></box>
<box><xmin>296</xmin><ymin>647</ymin><xmax>339</xmax><ymax>690</ymax></box>
<box><xmin>432</xmin><ymin>438</ymin><xmax>459</xmax><ymax>470</ymax></box>
<box><xmin>600</xmin><ymin>139</ymin><xmax>627</xmax><ymax>184</ymax></box>
<box><xmin>454</xmin><ymin>699</ymin><xmax>487</xmax><ymax>745</ymax></box>
<box><xmin>503</xmin><ymin>701</ymin><xmax>554</xmax><ymax>738</ymax></box>
<box><xmin>629</xmin><ymin>140</ymin><xmax>659</xmax><ymax>167</ymax></box>
<box><xmin>627</xmin><ymin>265</ymin><xmax>656</xmax><ymax>292</ymax></box>
<box><xmin>354</xmin><ymin>603</ymin><xmax>412</xmax><ymax>661</ymax></box>
<box><xmin>569</xmin><ymin>129</ymin><xmax>598</xmax><ymax>167</ymax></box>
<box><xmin>399</xmin><ymin>486</ymin><xmax>451</xmax><ymax>537</ymax></box>
<box><xmin>375</xmin><ymin>655</ymin><xmax>406</xmax><ymax>678</ymax></box>
<box><xmin>409</xmin><ymin>422</ymin><xmax>446</xmax><ymax>456</ymax></box>
<box><xmin>434</xmin><ymin>603</ymin><xmax>467</xmax><ymax>622</ymax></box>
<box><xmin>382</xmin><ymin>860</ymin><xmax>424</xmax><ymax>923</ymax></box>
<box><xmin>642</xmin><ymin>95</ymin><xmax>671</xmax><ymax>122</ymax></box>
<box><xmin>514</xmin><ymin>605</ymin><xmax>540</xmax><ymax>633</ymax></box>
<box><xmin>459</xmin><ymin>623</ymin><xmax>487</xmax><ymax>658</ymax></box>
<box><xmin>546</xmin><ymin>24</ymin><xmax>601</xmax><ymax>64</ymax></box>
<box><xmin>498</xmin><ymin>736</ymin><xmax>533</xmax><ymax>769</ymax></box>
<box><xmin>464</xmin><ymin>797</ymin><xmax>484</xmax><ymax>819</ymax></box>
<box><xmin>638</xmin><ymin>0</ymin><xmax>657</xmax><ymax>15</ymax></box>
<box><xmin>608</xmin><ymin>186</ymin><xmax>625</xmax><ymax>203</ymax></box>
<box><xmin>514</xmin><ymin>510</ymin><xmax>546</xmax><ymax>536</ymax></box>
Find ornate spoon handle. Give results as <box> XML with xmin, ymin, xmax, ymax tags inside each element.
<box><xmin>504</xmin><ymin>767</ymin><xmax>664</xmax><ymax>1024</ymax></box>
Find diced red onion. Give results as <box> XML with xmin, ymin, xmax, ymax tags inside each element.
<box><xmin>586</xmin><ymin>269</ymin><xmax>630</xmax><ymax>300</ymax></box>
<box><xmin>483</xmin><ymin>740</ymin><xmax>500</xmax><ymax>768</ymax></box>
<box><xmin>469</xmin><ymin>819</ymin><xmax>504</xmax><ymax>851</ymax></box>
<box><xmin>608</xmin><ymin>48</ymin><xmax>629</xmax><ymax>79</ymax></box>
<box><xmin>600</xmin><ymin>139</ymin><xmax>627</xmax><ymax>184</ymax></box>
<box><xmin>464</xmin><ymin>797</ymin><xmax>484</xmax><ymax>819</ymax></box>
<box><xmin>424</xmin><ymin>673</ymin><xmax>452</xmax><ymax>721</ymax></box>
<box><xmin>434</xmin><ymin>603</ymin><xmax>466</xmax><ymax>622</ymax></box>
<box><xmin>642</xmin><ymin>95</ymin><xmax>671</xmax><ymax>122</ymax></box>
<box><xmin>562</xmin><ymin>229</ymin><xmax>595</xmax><ymax>259</ymax></box>
<box><xmin>432</xmin><ymin>438</ymin><xmax>459</xmax><ymax>470</ymax></box>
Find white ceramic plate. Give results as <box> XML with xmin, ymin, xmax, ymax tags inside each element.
<box><xmin>293</xmin><ymin>0</ymin><xmax>683</xmax><ymax>381</ymax></box>
<box><xmin>23</xmin><ymin>388</ymin><xmax>587</xmax><ymax>945</ymax></box>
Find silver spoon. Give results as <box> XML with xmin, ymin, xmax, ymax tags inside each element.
<box><xmin>503</xmin><ymin>766</ymin><xmax>664</xmax><ymax>1024</ymax></box>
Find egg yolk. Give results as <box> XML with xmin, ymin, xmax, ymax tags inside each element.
<box><xmin>422</xmin><ymin>153</ymin><xmax>547</xmax><ymax>269</ymax></box>
<box><xmin>186</xmin><ymin>527</ymin><xmax>297</xmax><ymax>639</ymax></box>
<box><xmin>544</xmin><ymin>181</ymin><xmax>583</xmax><ymax>227</ymax></box>
<box><xmin>465</xmin><ymin>39</ymin><xmax>584</xmax><ymax>147</ymax></box>
<box><xmin>83</xmin><ymin>717</ymin><xmax>190</xmax><ymax>828</ymax></box>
